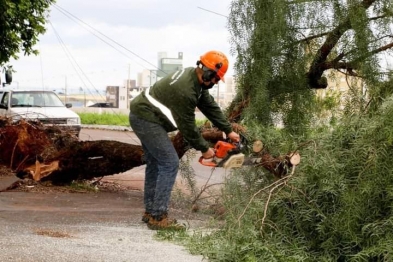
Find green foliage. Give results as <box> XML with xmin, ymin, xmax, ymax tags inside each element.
<box><xmin>68</xmin><ymin>180</ymin><xmax>98</xmax><ymax>192</ymax></box>
<box><xmin>187</xmin><ymin>95</ymin><xmax>393</xmax><ymax>261</ymax></box>
<box><xmin>221</xmin><ymin>3</ymin><xmax>393</xmax><ymax>258</ymax></box>
<box><xmin>155</xmin><ymin>228</ymin><xmax>190</xmax><ymax>242</ymax></box>
<box><xmin>242</xmin><ymin>120</ymin><xmax>299</xmax><ymax>155</ymax></box>
<box><xmin>78</xmin><ymin>112</ymin><xmax>129</xmax><ymax>126</ymax></box>
<box><xmin>310</xmin><ymin>89</ymin><xmax>341</xmax><ymax>128</ymax></box>
<box><xmin>177</xmin><ymin>150</ymin><xmax>198</xmax><ymax>196</ymax></box>
<box><xmin>0</xmin><ymin>0</ymin><xmax>55</xmax><ymax>65</ymax></box>
<box><xmin>228</xmin><ymin>0</ymin><xmax>393</xmax><ymax>135</ymax></box>
<box><xmin>367</xmin><ymin>72</ymin><xmax>393</xmax><ymax>114</ymax></box>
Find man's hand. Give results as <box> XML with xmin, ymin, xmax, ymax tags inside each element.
<box><xmin>228</xmin><ymin>131</ymin><xmax>240</xmax><ymax>143</ymax></box>
<box><xmin>202</xmin><ymin>148</ymin><xmax>215</xmax><ymax>159</ymax></box>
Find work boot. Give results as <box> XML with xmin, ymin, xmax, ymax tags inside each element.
<box><xmin>147</xmin><ymin>213</ymin><xmax>185</xmax><ymax>231</ymax></box>
<box><xmin>142</xmin><ymin>212</ymin><xmax>152</xmax><ymax>223</ymax></box>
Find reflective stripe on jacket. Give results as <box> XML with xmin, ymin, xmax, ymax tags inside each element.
<box><xmin>130</xmin><ymin>67</ymin><xmax>232</xmax><ymax>152</ymax></box>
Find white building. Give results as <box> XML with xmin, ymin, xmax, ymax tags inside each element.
<box><xmin>137</xmin><ymin>69</ymin><xmax>160</xmax><ymax>88</ymax></box>
<box><xmin>208</xmin><ymin>76</ymin><xmax>236</xmax><ymax>109</ymax></box>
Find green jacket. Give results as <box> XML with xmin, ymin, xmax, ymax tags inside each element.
<box><xmin>130</xmin><ymin>67</ymin><xmax>232</xmax><ymax>152</ymax></box>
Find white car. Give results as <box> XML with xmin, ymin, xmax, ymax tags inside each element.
<box><xmin>0</xmin><ymin>88</ymin><xmax>81</xmax><ymax>137</ymax></box>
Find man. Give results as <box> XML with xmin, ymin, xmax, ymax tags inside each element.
<box><xmin>129</xmin><ymin>50</ymin><xmax>240</xmax><ymax>230</ymax></box>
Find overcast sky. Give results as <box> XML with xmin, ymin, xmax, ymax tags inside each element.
<box><xmin>9</xmin><ymin>0</ymin><xmax>234</xmax><ymax>93</ymax></box>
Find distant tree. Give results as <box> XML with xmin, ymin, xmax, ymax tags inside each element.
<box><xmin>227</xmin><ymin>0</ymin><xmax>393</xmax><ymax>133</ymax></box>
<box><xmin>0</xmin><ymin>0</ymin><xmax>55</xmax><ymax>66</ymax></box>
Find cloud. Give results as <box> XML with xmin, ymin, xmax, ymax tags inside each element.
<box><xmin>10</xmin><ymin>0</ymin><xmax>235</xmax><ymax>93</ymax></box>
<box><xmin>50</xmin><ymin>0</ymin><xmax>231</xmax><ymax>28</ymax></box>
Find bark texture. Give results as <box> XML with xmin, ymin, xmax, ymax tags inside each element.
<box><xmin>0</xmin><ymin>119</ymin><xmax>296</xmax><ymax>182</ymax></box>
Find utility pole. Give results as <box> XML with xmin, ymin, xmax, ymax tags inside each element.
<box><xmin>82</xmin><ymin>87</ymin><xmax>86</xmax><ymax>107</ymax></box>
<box><xmin>65</xmin><ymin>76</ymin><xmax>68</xmax><ymax>104</ymax></box>
<box><xmin>127</xmin><ymin>64</ymin><xmax>130</xmax><ymax>109</ymax></box>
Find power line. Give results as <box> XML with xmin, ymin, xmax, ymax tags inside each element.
<box><xmin>53</xmin><ymin>3</ymin><xmax>166</xmax><ymax>75</ymax></box>
<box><xmin>52</xmin><ymin>5</ymin><xmax>146</xmax><ymax>70</ymax></box>
<box><xmin>197</xmin><ymin>7</ymin><xmax>228</xmax><ymax>18</ymax></box>
<box><xmin>48</xmin><ymin>19</ymin><xmax>140</xmax><ymax>144</ymax></box>
<box><xmin>48</xmin><ymin>20</ymin><xmax>102</xmax><ymax>100</ymax></box>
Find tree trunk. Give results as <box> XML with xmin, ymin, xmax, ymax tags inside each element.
<box><xmin>0</xmin><ymin>118</ymin><xmax>296</xmax><ymax>183</ymax></box>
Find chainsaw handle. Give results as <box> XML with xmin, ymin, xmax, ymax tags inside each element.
<box><xmin>198</xmin><ymin>156</ymin><xmax>217</xmax><ymax>167</ymax></box>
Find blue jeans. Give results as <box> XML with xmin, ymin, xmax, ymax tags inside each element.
<box><xmin>129</xmin><ymin>112</ymin><xmax>179</xmax><ymax>217</ymax></box>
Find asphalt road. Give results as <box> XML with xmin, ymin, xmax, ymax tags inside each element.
<box><xmin>80</xmin><ymin>128</ymin><xmax>140</xmax><ymax>145</ymax></box>
<box><xmin>0</xmin><ymin>127</ymin><xmax>228</xmax><ymax>262</ymax></box>
<box><xmin>79</xmin><ymin>128</ymin><xmax>229</xmax><ymax>191</ymax></box>
<box><xmin>0</xmin><ymin>190</ymin><xmax>208</xmax><ymax>262</ymax></box>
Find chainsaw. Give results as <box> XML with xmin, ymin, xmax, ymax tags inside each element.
<box><xmin>198</xmin><ymin>139</ymin><xmax>301</xmax><ymax>170</ymax></box>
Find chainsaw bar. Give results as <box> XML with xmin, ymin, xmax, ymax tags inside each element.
<box><xmin>199</xmin><ymin>138</ymin><xmax>301</xmax><ymax>171</ymax></box>
<box><xmin>242</xmin><ymin>157</ymin><xmax>262</xmax><ymax>166</ymax></box>
<box><xmin>220</xmin><ymin>153</ymin><xmax>245</xmax><ymax>169</ymax></box>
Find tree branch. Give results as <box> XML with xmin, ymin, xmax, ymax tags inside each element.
<box><xmin>323</xmin><ymin>41</ymin><xmax>393</xmax><ymax>71</ymax></box>
<box><xmin>307</xmin><ymin>0</ymin><xmax>377</xmax><ymax>89</ymax></box>
<box><xmin>295</xmin><ymin>31</ymin><xmax>330</xmax><ymax>45</ymax></box>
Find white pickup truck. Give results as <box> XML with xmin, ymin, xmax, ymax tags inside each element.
<box><xmin>0</xmin><ymin>88</ymin><xmax>81</xmax><ymax>137</ymax></box>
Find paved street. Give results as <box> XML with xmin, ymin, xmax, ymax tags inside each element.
<box><xmin>79</xmin><ymin>128</ymin><xmax>230</xmax><ymax>192</ymax></box>
<box><xmin>0</xmin><ymin>190</ymin><xmax>207</xmax><ymax>262</ymax></box>
<box><xmin>0</xmin><ymin>126</ymin><xmax>230</xmax><ymax>262</ymax></box>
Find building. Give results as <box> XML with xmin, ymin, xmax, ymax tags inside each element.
<box><xmin>208</xmin><ymin>76</ymin><xmax>236</xmax><ymax>109</ymax></box>
<box><xmin>105</xmin><ymin>79</ymin><xmax>136</xmax><ymax>109</ymax></box>
<box><xmin>316</xmin><ymin>70</ymin><xmax>364</xmax><ymax>109</ymax></box>
<box><xmin>137</xmin><ymin>69</ymin><xmax>158</xmax><ymax>88</ymax></box>
<box><xmin>136</xmin><ymin>51</ymin><xmax>184</xmax><ymax>89</ymax></box>
<box><xmin>223</xmin><ymin>76</ymin><xmax>236</xmax><ymax>108</ymax></box>
<box><xmin>156</xmin><ymin>52</ymin><xmax>183</xmax><ymax>78</ymax></box>
<box><xmin>70</xmin><ymin>51</ymin><xmax>242</xmax><ymax>110</ymax></box>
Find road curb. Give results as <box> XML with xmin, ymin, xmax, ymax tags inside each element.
<box><xmin>81</xmin><ymin>124</ymin><xmax>133</xmax><ymax>132</ymax></box>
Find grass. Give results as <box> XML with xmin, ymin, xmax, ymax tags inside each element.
<box><xmin>69</xmin><ymin>180</ymin><xmax>99</xmax><ymax>192</ymax></box>
<box><xmin>78</xmin><ymin>112</ymin><xmax>129</xmax><ymax>126</ymax></box>
<box><xmin>78</xmin><ymin>112</ymin><xmax>208</xmax><ymax>127</ymax></box>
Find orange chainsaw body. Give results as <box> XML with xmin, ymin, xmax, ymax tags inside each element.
<box><xmin>214</xmin><ymin>141</ymin><xmax>237</xmax><ymax>158</ymax></box>
<box><xmin>199</xmin><ymin>141</ymin><xmax>244</xmax><ymax>169</ymax></box>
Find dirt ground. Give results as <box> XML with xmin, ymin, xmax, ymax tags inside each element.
<box><xmin>0</xmin><ymin>165</ymin><xmax>218</xmax><ymax>262</ymax></box>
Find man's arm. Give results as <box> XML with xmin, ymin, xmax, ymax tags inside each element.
<box><xmin>197</xmin><ymin>90</ymin><xmax>232</xmax><ymax>135</ymax></box>
<box><xmin>171</xmin><ymin>96</ymin><xmax>210</xmax><ymax>152</ymax></box>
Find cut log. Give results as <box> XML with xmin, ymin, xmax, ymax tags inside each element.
<box><xmin>0</xmin><ymin>118</ymin><xmax>298</xmax><ymax>182</ymax></box>
<box><xmin>252</xmin><ymin>140</ymin><xmax>264</xmax><ymax>153</ymax></box>
<box><xmin>289</xmin><ymin>151</ymin><xmax>301</xmax><ymax>166</ymax></box>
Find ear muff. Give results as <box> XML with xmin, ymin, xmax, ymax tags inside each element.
<box><xmin>198</xmin><ymin>61</ymin><xmax>223</xmax><ymax>82</ymax></box>
<box><xmin>202</xmin><ymin>69</ymin><xmax>216</xmax><ymax>82</ymax></box>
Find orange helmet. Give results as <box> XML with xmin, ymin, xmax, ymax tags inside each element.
<box><xmin>199</xmin><ymin>50</ymin><xmax>229</xmax><ymax>82</ymax></box>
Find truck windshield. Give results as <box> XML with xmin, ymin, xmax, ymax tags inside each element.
<box><xmin>11</xmin><ymin>91</ymin><xmax>65</xmax><ymax>107</ymax></box>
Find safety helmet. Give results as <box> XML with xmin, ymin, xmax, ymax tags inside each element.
<box><xmin>199</xmin><ymin>50</ymin><xmax>229</xmax><ymax>82</ymax></box>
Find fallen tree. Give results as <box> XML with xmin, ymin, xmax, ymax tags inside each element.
<box><xmin>0</xmin><ymin>118</ymin><xmax>299</xmax><ymax>183</ymax></box>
